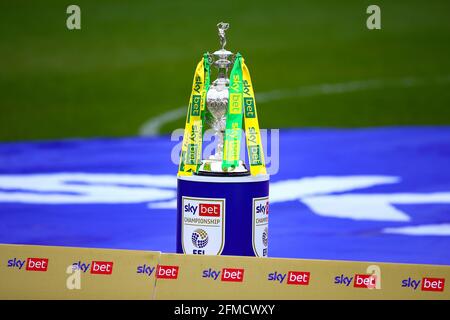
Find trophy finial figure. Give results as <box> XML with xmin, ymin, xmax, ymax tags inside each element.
<box><xmin>217</xmin><ymin>22</ymin><xmax>229</xmax><ymax>50</ymax></box>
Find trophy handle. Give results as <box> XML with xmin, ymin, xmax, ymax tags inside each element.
<box><xmin>206</xmin><ymin>52</ymin><xmax>214</xmax><ymax>65</ymax></box>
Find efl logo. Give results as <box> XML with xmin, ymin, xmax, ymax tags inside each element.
<box><xmin>199</xmin><ymin>203</ymin><xmax>220</xmax><ymax>217</ymax></box>
<box><xmin>354</xmin><ymin>274</ymin><xmax>377</xmax><ymax>288</ymax></box>
<box><xmin>422</xmin><ymin>277</ymin><xmax>445</xmax><ymax>292</ymax></box>
<box><xmin>221</xmin><ymin>268</ymin><xmax>244</xmax><ymax>282</ymax></box>
<box><xmin>156</xmin><ymin>265</ymin><xmax>179</xmax><ymax>279</ymax></box>
<box><xmin>90</xmin><ymin>261</ymin><xmax>113</xmax><ymax>275</ymax></box>
<box><xmin>26</xmin><ymin>258</ymin><xmax>49</xmax><ymax>272</ymax></box>
<box><xmin>287</xmin><ymin>271</ymin><xmax>310</xmax><ymax>285</ymax></box>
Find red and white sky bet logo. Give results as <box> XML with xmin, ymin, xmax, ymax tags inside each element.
<box><xmin>354</xmin><ymin>274</ymin><xmax>377</xmax><ymax>288</ymax></box>
<box><xmin>90</xmin><ymin>261</ymin><xmax>113</xmax><ymax>275</ymax></box>
<box><xmin>156</xmin><ymin>265</ymin><xmax>179</xmax><ymax>279</ymax></box>
<box><xmin>221</xmin><ymin>268</ymin><xmax>244</xmax><ymax>282</ymax></box>
<box><xmin>287</xmin><ymin>271</ymin><xmax>310</xmax><ymax>285</ymax></box>
<box><xmin>199</xmin><ymin>203</ymin><xmax>221</xmax><ymax>217</ymax></box>
<box><xmin>422</xmin><ymin>277</ymin><xmax>445</xmax><ymax>292</ymax></box>
<box><xmin>26</xmin><ymin>258</ymin><xmax>48</xmax><ymax>272</ymax></box>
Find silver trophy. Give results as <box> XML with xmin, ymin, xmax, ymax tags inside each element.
<box><xmin>197</xmin><ymin>22</ymin><xmax>248</xmax><ymax>176</ymax></box>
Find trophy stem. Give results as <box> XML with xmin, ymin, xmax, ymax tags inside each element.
<box><xmin>217</xmin><ymin>67</ymin><xmax>228</xmax><ymax>82</ymax></box>
<box><xmin>210</xmin><ymin>117</ymin><xmax>225</xmax><ymax>161</ymax></box>
<box><xmin>215</xmin><ymin>129</ymin><xmax>224</xmax><ymax>160</ymax></box>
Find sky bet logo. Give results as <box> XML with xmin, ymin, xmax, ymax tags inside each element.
<box><xmin>7</xmin><ymin>257</ymin><xmax>48</xmax><ymax>272</ymax></box>
<box><xmin>267</xmin><ymin>271</ymin><xmax>310</xmax><ymax>285</ymax></box>
<box><xmin>335</xmin><ymin>274</ymin><xmax>379</xmax><ymax>289</ymax></box>
<box><xmin>334</xmin><ymin>265</ymin><xmax>382</xmax><ymax>289</ymax></box>
<box><xmin>256</xmin><ymin>202</ymin><xmax>269</xmax><ymax>215</ymax></box>
<box><xmin>184</xmin><ymin>203</ymin><xmax>220</xmax><ymax>217</ymax></box>
<box><xmin>71</xmin><ymin>260</ymin><xmax>113</xmax><ymax>275</ymax></box>
<box><xmin>156</xmin><ymin>265</ymin><xmax>179</xmax><ymax>279</ymax></box>
<box><xmin>402</xmin><ymin>277</ymin><xmax>445</xmax><ymax>292</ymax></box>
<box><xmin>136</xmin><ymin>264</ymin><xmax>156</xmax><ymax>277</ymax></box>
<box><xmin>353</xmin><ymin>274</ymin><xmax>377</xmax><ymax>288</ymax></box>
<box><xmin>202</xmin><ymin>268</ymin><xmax>245</xmax><ymax>282</ymax></box>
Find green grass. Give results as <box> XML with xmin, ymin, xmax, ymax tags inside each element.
<box><xmin>1</xmin><ymin>0</ymin><xmax>450</xmax><ymax>141</ymax></box>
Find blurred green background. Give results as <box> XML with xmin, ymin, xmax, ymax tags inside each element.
<box><xmin>1</xmin><ymin>0</ymin><xmax>450</xmax><ymax>141</ymax></box>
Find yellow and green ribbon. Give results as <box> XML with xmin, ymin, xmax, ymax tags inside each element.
<box><xmin>178</xmin><ymin>53</ymin><xmax>266</xmax><ymax>176</ymax></box>
<box><xmin>242</xmin><ymin>58</ymin><xmax>267</xmax><ymax>175</ymax></box>
<box><xmin>222</xmin><ymin>53</ymin><xmax>244</xmax><ymax>171</ymax></box>
<box><xmin>178</xmin><ymin>55</ymin><xmax>210</xmax><ymax>176</ymax></box>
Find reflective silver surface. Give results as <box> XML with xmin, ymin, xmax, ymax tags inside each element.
<box><xmin>206</xmin><ymin>22</ymin><xmax>233</xmax><ymax>162</ymax></box>
<box><xmin>200</xmin><ymin>22</ymin><xmax>249</xmax><ymax>175</ymax></box>
<box><xmin>198</xmin><ymin>159</ymin><xmax>249</xmax><ymax>175</ymax></box>
<box><xmin>206</xmin><ymin>77</ymin><xmax>228</xmax><ymax>160</ymax></box>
